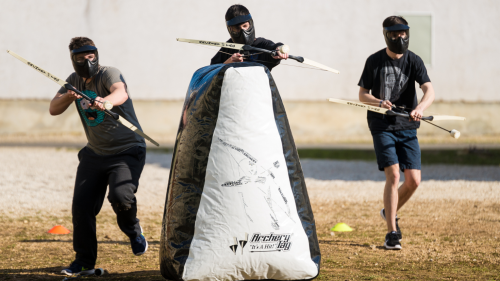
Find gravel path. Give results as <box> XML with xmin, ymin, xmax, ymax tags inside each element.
<box><xmin>1</xmin><ymin>147</ymin><xmax>499</xmax><ymax>217</ymax></box>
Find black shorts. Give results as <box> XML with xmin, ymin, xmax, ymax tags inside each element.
<box><xmin>371</xmin><ymin>129</ymin><xmax>421</xmax><ymax>172</ymax></box>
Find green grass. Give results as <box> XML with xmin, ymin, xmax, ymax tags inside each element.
<box><xmin>297</xmin><ymin>148</ymin><xmax>500</xmax><ymax>166</ymax></box>
<box><xmin>147</xmin><ymin>146</ymin><xmax>500</xmax><ymax>165</ymax></box>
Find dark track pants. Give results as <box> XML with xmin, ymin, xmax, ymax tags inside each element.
<box><xmin>72</xmin><ymin>146</ymin><xmax>146</xmax><ymax>268</ymax></box>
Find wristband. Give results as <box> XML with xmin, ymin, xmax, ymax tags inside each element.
<box><xmin>379</xmin><ymin>100</ymin><xmax>383</xmax><ymax>107</ymax></box>
<box><xmin>103</xmin><ymin>100</ymin><xmax>113</xmax><ymax>110</ymax></box>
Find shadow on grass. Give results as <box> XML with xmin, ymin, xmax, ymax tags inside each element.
<box><xmin>0</xmin><ymin>267</ymin><xmax>162</xmax><ymax>280</ymax></box>
<box><xmin>145</xmin><ymin>148</ymin><xmax>500</xmax><ymax>168</ymax></box>
<box><xmin>142</xmin><ymin>148</ymin><xmax>500</xmax><ymax>181</ymax></box>
<box><xmin>20</xmin><ymin>240</ymin><xmax>160</xmax><ymax>245</ymax></box>
<box><xmin>319</xmin><ymin>239</ymin><xmax>382</xmax><ymax>249</ymax></box>
<box><xmin>297</xmin><ymin>148</ymin><xmax>500</xmax><ymax>166</ymax></box>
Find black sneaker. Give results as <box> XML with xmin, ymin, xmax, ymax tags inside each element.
<box><xmin>61</xmin><ymin>262</ymin><xmax>94</xmax><ymax>276</ymax></box>
<box><xmin>395</xmin><ymin>217</ymin><xmax>402</xmax><ymax>241</ymax></box>
<box><xmin>380</xmin><ymin>208</ymin><xmax>402</xmax><ymax>241</ymax></box>
<box><xmin>131</xmin><ymin>232</ymin><xmax>148</xmax><ymax>256</ymax></box>
<box><xmin>384</xmin><ymin>231</ymin><xmax>402</xmax><ymax>250</ymax></box>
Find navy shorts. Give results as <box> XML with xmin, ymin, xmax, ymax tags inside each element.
<box><xmin>371</xmin><ymin>129</ymin><xmax>421</xmax><ymax>172</ymax></box>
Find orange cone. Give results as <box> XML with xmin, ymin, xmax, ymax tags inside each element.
<box><xmin>48</xmin><ymin>225</ymin><xmax>71</xmax><ymax>234</ymax></box>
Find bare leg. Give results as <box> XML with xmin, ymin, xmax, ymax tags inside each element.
<box><xmin>397</xmin><ymin>169</ymin><xmax>421</xmax><ymax>210</ymax></box>
<box><xmin>383</xmin><ymin>164</ymin><xmax>400</xmax><ymax>232</ymax></box>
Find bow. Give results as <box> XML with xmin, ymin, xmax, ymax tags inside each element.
<box><xmin>327</xmin><ymin>98</ymin><xmax>466</xmax><ymax>138</ymax></box>
<box><xmin>177</xmin><ymin>38</ymin><xmax>340</xmax><ymax>74</ymax></box>
<box><xmin>7</xmin><ymin>50</ymin><xmax>160</xmax><ymax>146</ymax></box>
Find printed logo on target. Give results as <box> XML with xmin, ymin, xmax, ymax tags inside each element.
<box><xmin>249</xmin><ymin>232</ymin><xmax>292</xmax><ymax>252</ymax></box>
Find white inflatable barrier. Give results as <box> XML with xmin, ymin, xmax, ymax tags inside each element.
<box><xmin>160</xmin><ymin>63</ymin><xmax>320</xmax><ymax>281</ymax></box>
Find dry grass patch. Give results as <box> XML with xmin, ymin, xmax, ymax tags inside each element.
<box><xmin>0</xmin><ymin>200</ymin><xmax>499</xmax><ymax>280</ymax></box>
<box><xmin>314</xmin><ymin>200</ymin><xmax>500</xmax><ymax>280</ymax></box>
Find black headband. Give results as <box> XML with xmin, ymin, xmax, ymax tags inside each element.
<box><xmin>226</xmin><ymin>14</ymin><xmax>252</xmax><ymax>26</ymax></box>
<box><xmin>71</xmin><ymin>45</ymin><xmax>98</xmax><ymax>54</ymax></box>
<box><xmin>384</xmin><ymin>24</ymin><xmax>410</xmax><ymax>32</ymax></box>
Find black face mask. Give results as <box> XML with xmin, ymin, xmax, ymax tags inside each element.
<box><xmin>383</xmin><ymin>24</ymin><xmax>410</xmax><ymax>54</ymax></box>
<box><xmin>71</xmin><ymin>45</ymin><xmax>99</xmax><ymax>79</ymax></box>
<box><xmin>226</xmin><ymin>14</ymin><xmax>255</xmax><ymax>45</ymax></box>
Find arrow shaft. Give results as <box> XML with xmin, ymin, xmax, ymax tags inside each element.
<box><xmin>423</xmin><ymin>120</ymin><xmax>451</xmax><ymax>133</ymax></box>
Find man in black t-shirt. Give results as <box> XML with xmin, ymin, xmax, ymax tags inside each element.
<box><xmin>210</xmin><ymin>4</ymin><xmax>288</xmax><ymax>71</ymax></box>
<box><xmin>358</xmin><ymin>16</ymin><xmax>435</xmax><ymax>250</ymax></box>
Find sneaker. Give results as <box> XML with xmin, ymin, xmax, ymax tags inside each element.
<box><xmin>384</xmin><ymin>231</ymin><xmax>402</xmax><ymax>250</ymax></box>
<box><xmin>131</xmin><ymin>231</ymin><xmax>148</xmax><ymax>256</ymax></box>
<box><xmin>61</xmin><ymin>262</ymin><xmax>94</xmax><ymax>276</ymax></box>
<box><xmin>395</xmin><ymin>217</ymin><xmax>402</xmax><ymax>241</ymax></box>
<box><xmin>380</xmin><ymin>208</ymin><xmax>402</xmax><ymax>241</ymax></box>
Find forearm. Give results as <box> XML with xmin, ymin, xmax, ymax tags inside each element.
<box><xmin>49</xmin><ymin>93</ymin><xmax>76</xmax><ymax>116</ymax></box>
<box><xmin>104</xmin><ymin>89</ymin><xmax>128</xmax><ymax>107</ymax></box>
<box><xmin>359</xmin><ymin>87</ymin><xmax>380</xmax><ymax>104</ymax></box>
<box><xmin>416</xmin><ymin>82</ymin><xmax>435</xmax><ymax>111</ymax></box>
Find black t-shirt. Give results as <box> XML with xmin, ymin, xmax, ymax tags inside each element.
<box><xmin>210</xmin><ymin>38</ymin><xmax>283</xmax><ymax>71</ymax></box>
<box><xmin>358</xmin><ymin>49</ymin><xmax>431</xmax><ymax>131</ymax></box>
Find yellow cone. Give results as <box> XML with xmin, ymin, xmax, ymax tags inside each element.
<box><xmin>330</xmin><ymin>223</ymin><xmax>353</xmax><ymax>232</ymax></box>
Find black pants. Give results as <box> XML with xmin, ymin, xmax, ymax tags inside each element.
<box><xmin>72</xmin><ymin>146</ymin><xmax>146</xmax><ymax>268</ymax></box>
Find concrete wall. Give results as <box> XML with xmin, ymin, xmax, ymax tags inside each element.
<box><xmin>2</xmin><ymin>1</ymin><xmax>498</xmax><ymax>146</ymax></box>
<box><xmin>0</xmin><ymin>0</ymin><xmax>499</xmax><ymax>101</ymax></box>
<box><xmin>1</xmin><ymin>100</ymin><xmax>498</xmax><ymax>147</ymax></box>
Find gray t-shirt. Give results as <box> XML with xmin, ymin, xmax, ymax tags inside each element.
<box><xmin>58</xmin><ymin>66</ymin><xmax>146</xmax><ymax>155</ymax></box>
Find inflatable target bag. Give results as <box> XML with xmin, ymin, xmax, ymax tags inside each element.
<box><xmin>160</xmin><ymin>62</ymin><xmax>320</xmax><ymax>281</ymax></box>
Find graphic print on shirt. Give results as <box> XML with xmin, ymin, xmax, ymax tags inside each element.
<box><xmin>76</xmin><ymin>90</ymin><xmax>105</xmax><ymax>127</ymax></box>
<box><xmin>379</xmin><ymin>64</ymin><xmax>409</xmax><ymax>101</ymax></box>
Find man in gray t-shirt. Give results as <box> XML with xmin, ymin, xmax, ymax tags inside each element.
<box><xmin>50</xmin><ymin>37</ymin><xmax>148</xmax><ymax>276</ymax></box>
<box><xmin>57</xmin><ymin>67</ymin><xmax>146</xmax><ymax>155</ymax></box>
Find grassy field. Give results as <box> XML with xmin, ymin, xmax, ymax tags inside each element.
<box><xmin>1</xmin><ymin>200</ymin><xmax>499</xmax><ymax>280</ymax></box>
<box><xmin>1</xmin><ymin>147</ymin><xmax>498</xmax><ymax>280</ymax></box>
<box><xmin>296</xmin><ymin>148</ymin><xmax>500</xmax><ymax>166</ymax></box>
<box><xmin>150</xmin><ymin>147</ymin><xmax>500</xmax><ymax>166</ymax></box>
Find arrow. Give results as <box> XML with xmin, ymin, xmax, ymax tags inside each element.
<box><xmin>327</xmin><ymin>98</ymin><xmax>465</xmax><ymax>121</ymax></box>
<box><xmin>177</xmin><ymin>38</ymin><xmax>340</xmax><ymax>74</ymax></box>
<box><xmin>327</xmin><ymin>98</ymin><xmax>465</xmax><ymax>139</ymax></box>
<box><xmin>7</xmin><ymin>50</ymin><xmax>159</xmax><ymax>146</ymax></box>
